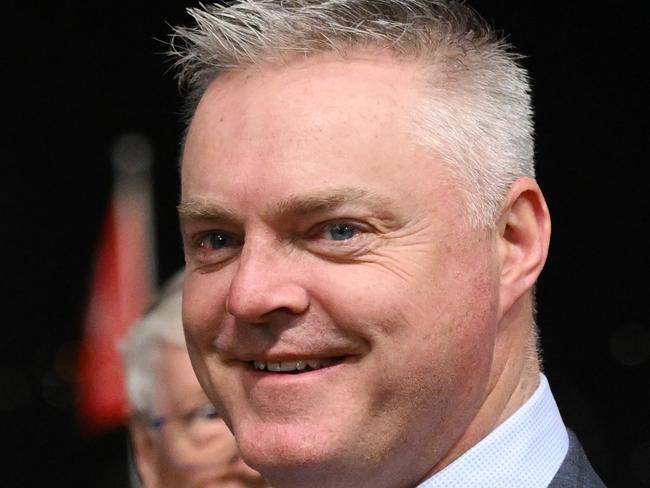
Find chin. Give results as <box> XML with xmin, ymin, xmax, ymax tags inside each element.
<box><xmin>236</xmin><ymin>423</ymin><xmax>345</xmax><ymax>485</ymax></box>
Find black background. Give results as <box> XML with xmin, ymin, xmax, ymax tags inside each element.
<box><xmin>5</xmin><ymin>1</ymin><xmax>649</xmax><ymax>486</ymax></box>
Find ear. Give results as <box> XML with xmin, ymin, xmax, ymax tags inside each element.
<box><xmin>129</xmin><ymin>420</ymin><xmax>161</xmax><ymax>488</ymax></box>
<box><xmin>496</xmin><ymin>177</ymin><xmax>551</xmax><ymax>316</ymax></box>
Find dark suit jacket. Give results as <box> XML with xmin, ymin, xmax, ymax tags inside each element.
<box><xmin>548</xmin><ymin>430</ymin><xmax>606</xmax><ymax>487</ymax></box>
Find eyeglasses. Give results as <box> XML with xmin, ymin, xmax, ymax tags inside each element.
<box><xmin>148</xmin><ymin>403</ymin><xmax>221</xmax><ymax>440</ymax></box>
<box><xmin>144</xmin><ymin>403</ymin><xmax>238</xmax><ymax>468</ymax></box>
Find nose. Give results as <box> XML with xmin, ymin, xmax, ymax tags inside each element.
<box><xmin>226</xmin><ymin>241</ymin><xmax>310</xmax><ymax>323</ymax></box>
<box><xmin>230</xmin><ymin>453</ymin><xmax>264</xmax><ymax>479</ymax></box>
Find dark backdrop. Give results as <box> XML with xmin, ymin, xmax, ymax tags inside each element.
<box><xmin>5</xmin><ymin>1</ymin><xmax>648</xmax><ymax>486</ymax></box>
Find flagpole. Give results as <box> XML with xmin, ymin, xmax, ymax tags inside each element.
<box><xmin>76</xmin><ymin>131</ymin><xmax>157</xmax><ymax>433</ymax></box>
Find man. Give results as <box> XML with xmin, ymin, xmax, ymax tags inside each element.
<box><xmin>120</xmin><ymin>271</ymin><xmax>268</xmax><ymax>488</ymax></box>
<box><xmin>172</xmin><ymin>1</ymin><xmax>606</xmax><ymax>487</ymax></box>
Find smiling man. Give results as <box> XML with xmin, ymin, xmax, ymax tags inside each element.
<box><xmin>171</xmin><ymin>1</ymin><xmax>605</xmax><ymax>487</ymax></box>
<box><xmin>120</xmin><ymin>272</ymin><xmax>268</xmax><ymax>488</ymax></box>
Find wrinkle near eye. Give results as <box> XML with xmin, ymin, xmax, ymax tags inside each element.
<box><xmin>340</xmin><ymin>221</ymin><xmax>443</xmax><ymax>280</ymax></box>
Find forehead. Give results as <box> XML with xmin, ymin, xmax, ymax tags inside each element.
<box><xmin>179</xmin><ymin>52</ymin><xmax>462</xmax><ymax>222</ymax></box>
<box><xmin>190</xmin><ymin>51</ymin><xmax>424</xmax><ymax>128</ymax></box>
<box><xmin>184</xmin><ymin>55</ymin><xmax>424</xmax><ymax>171</ymax></box>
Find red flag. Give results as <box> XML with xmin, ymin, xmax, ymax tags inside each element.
<box><xmin>76</xmin><ymin>133</ymin><xmax>157</xmax><ymax>433</ymax></box>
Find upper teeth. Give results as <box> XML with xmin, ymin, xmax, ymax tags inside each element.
<box><xmin>253</xmin><ymin>358</ymin><xmax>336</xmax><ymax>372</ymax></box>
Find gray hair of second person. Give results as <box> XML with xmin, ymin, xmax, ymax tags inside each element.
<box><xmin>119</xmin><ymin>271</ymin><xmax>185</xmax><ymax>417</ymax></box>
<box><xmin>169</xmin><ymin>0</ymin><xmax>535</xmax><ymax>228</ymax></box>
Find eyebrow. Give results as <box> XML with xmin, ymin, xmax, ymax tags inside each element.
<box><xmin>178</xmin><ymin>187</ymin><xmax>393</xmax><ymax>223</ymax></box>
<box><xmin>177</xmin><ymin>199</ymin><xmax>238</xmax><ymax>223</ymax></box>
<box><xmin>271</xmin><ymin>187</ymin><xmax>391</xmax><ymax>218</ymax></box>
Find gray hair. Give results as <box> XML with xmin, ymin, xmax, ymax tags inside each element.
<box><xmin>170</xmin><ymin>0</ymin><xmax>535</xmax><ymax>227</ymax></box>
<box><xmin>119</xmin><ymin>270</ymin><xmax>185</xmax><ymax>415</ymax></box>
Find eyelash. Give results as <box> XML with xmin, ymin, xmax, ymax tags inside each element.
<box><xmin>186</xmin><ymin>219</ymin><xmax>371</xmax><ymax>264</ymax></box>
<box><xmin>310</xmin><ymin>221</ymin><xmax>365</xmax><ymax>242</ymax></box>
<box><xmin>184</xmin><ymin>230</ymin><xmax>243</xmax><ymax>265</ymax></box>
<box><xmin>197</xmin><ymin>231</ymin><xmax>241</xmax><ymax>250</ymax></box>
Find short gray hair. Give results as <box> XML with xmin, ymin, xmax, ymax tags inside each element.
<box><xmin>170</xmin><ymin>0</ymin><xmax>535</xmax><ymax>227</ymax></box>
<box><xmin>119</xmin><ymin>270</ymin><xmax>185</xmax><ymax>415</ymax></box>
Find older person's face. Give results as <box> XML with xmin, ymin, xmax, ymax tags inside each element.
<box><xmin>131</xmin><ymin>345</ymin><xmax>267</xmax><ymax>488</ymax></box>
<box><xmin>180</xmin><ymin>54</ymin><xmax>509</xmax><ymax>487</ymax></box>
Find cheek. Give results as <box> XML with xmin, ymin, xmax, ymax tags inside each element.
<box><xmin>309</xmin><ymin>242</ymin><xmax>499</xmax><ymax>393</ymax></box>
<box><xmin>183</xmin><ymin>273</ymin><xmax>231</xmax><ymax>344</ymax></box>
<box><xmin>311</xmin><ymin>246</ymin><xmax>499</xmax><ymax>336</ymax></box>
<box><xmin>182</xmin><ymin>276</ymin><xmax>237</xmax><ymax>410</ymax></box>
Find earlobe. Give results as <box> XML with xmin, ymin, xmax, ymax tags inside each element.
<box><xmin>496</xmin><ymin>177</ymin><xmax>551</xmax><ymax>315</ymax></box>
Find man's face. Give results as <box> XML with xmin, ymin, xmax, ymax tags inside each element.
<box><xmin>181</xmin><ymin>54</ymin><xmax>503</xmax><ymax>487</ymax></box>
<box><xmin>134</xmin><ymin>345</ymin><xmax>267</xmax><ymax>488</ymax></box>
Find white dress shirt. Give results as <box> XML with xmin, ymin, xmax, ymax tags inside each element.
<box><xmin>416</xmin><ymin>374</ymin><xmax>569</xmax><ymax>488</ymax></box>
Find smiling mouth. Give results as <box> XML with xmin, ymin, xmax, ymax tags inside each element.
<box><xmin>252</xmin><ymin>357</ymin><xmax>345</xmax><ymax>373</ymax></box>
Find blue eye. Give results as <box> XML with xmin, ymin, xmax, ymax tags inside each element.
<box><xmin>200</xmin><ymin>232</ymin><xmax>236</xmax><ymax>250</ymax></box>
<box><xmin>325</xmin><ymin>223</ymin><xmax>359</xmax><ymax>241</ymax></box>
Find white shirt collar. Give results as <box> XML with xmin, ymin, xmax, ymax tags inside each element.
<box><xmin>416</xmin><ymin>373</ymin><xmax>569</xmax><ymax>488</ymax></box>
